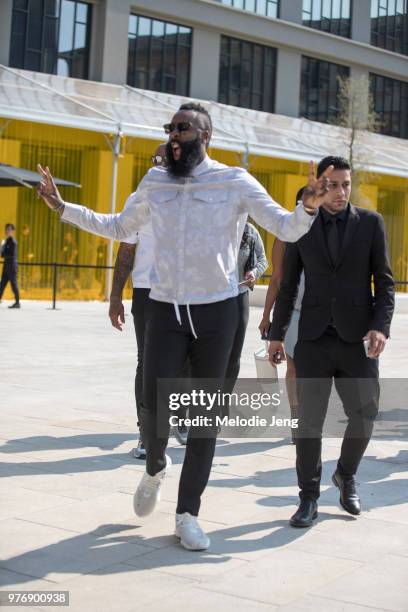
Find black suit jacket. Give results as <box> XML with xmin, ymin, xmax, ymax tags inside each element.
<box><xmin>270</xmin><ymin>205</ymin><xmax>395</xmax><ymax>343</ymax></box>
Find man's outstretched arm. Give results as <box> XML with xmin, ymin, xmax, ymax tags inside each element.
<box><xmin>240</xmin><ymin>161</ymin><xmax>332</xmax><ymax>243</ymax></box>
<box><xmin>109</xmin><ymin>242</ymin><xmax>137</xmax><ymax>331</ymax></box>
<box><xmin>37</xmin><ymin>164</ymin><xmax>149</xmax><ymax>240</ymax></box>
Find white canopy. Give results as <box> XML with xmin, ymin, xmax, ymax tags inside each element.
<box><xmin>1</xmin><ymin>65</ymin><xmax>408</xmax><ymax>179</ymax></box>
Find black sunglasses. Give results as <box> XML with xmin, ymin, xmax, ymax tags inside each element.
<box><xmin>163</xmin><ymin>121</ymin><xmax>193</xmax><ymax>134</ymax></box>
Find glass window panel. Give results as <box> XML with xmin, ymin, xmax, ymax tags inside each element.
<box><xmin>234</xmin><ymin>0</ymin><xmax>245</xmax><ymax>9</ymax></box>
<box><xmin>256</xmin><ymin>0</ymin><xmax>267</xmax><ymax>15</ymax></box>
<box><xmin>266</xmin><ymin>0</ymin><xmax>278</xmax><ymax>17</ymax></box>
<box><xmin>242</xmin><ymin>41</ymin><xmax>251</xmax><ymax>61</ymax></box>
<box><xmin>58</xmin><ymin>0</ymin><xmax>75</xmax><ymax>52</ymax></box>
<box><xmin>76</xmin><ymin>2</ymin><xmax>88</xmax><ymax>22</ymax></box>
<box><xmin>331</xmin><ymin>0</ymin><xmax>341</xmax><ymax>19</ymax></box>
<box><xmin>26</xmin><ymin>50</ymin><xmax>41</xmax><ymax>71</ymax></box>
<box><xmin>303</xmin><ymin>0</ymin><xmax>312</xmax><ymax>15</ymax></box>
<box><xmin>218</xmin><ymin>35</ymin><xmax>275</xmax><ymax>111</ymax></box>
<box><xmin>371</xmin><ymin>0</ymin><xmax>378</xmax><ymax>18</ymax></box>
<box><xmin>138</xmin><ymin>17</ymin><xmax>151</xmax><ymax>37</ymax></box>
<box><xmin>341</xmin><ymin>0</ymin><xmax>350</xmax><ymax>18</ymax></box>
<box><xmin>129</xmin><ymin>14</ymin><xmax>137</xmax><ymax>36</ymax></box>
<box><xmin>245</xmin><ymin>0</ymin><xmax>256</xmax><ymax>11</ymax></box>
<box><xmin>9</xmin><ymin>11</ymin><xmax>26</xmax><ymax>68</ymax></box>
<box><xmin>74</xmin><ymin>22</ymin><xmax>86</xmax><ymax>49</ymax></box>
<box><xmin>128</xmin><ymin>14</ymin><xmax>191</xmax><ymax>95</ymax></box>
<box><xmin>27</xmin><ymin>0</ymin><xmax>43</xmax><ymax>51</ymax></box>
<box><xmin>152</xmin><ymin>20</ymin><xmax>165</xmax><ymax>38</ymax></box>
<box><xmin>322</xmin><ymin>0</ymin><xmax>331</xmax><ymax>19</ymax></box>
<box><xmin>312</xmin><ymin>0</ymin><xmax>321</xmax><ymax>20</ymax></box>
<box><xmin>57</xmin><ymin>57</ymin><xmax>70</xmax><ymax>76</ymax></box>
<box><xmin>165</xmin><ymin>23</ymin><xmax>177</xmax><ymax>36</ymax></box>
<box><xmin>44</xmin><ymin>16</ymin><xmax>58</xmax><ymax>49</ymax></box>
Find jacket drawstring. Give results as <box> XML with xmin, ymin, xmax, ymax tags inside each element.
<box><xmin>173</xmin><ymin>299</ymin><xmax>182</xmax><ymax>325</ymax></box>
<box><xmin>186</xmin><ymin>303</ymin><xmax>198</xmax><ymax>339</ymax></box>
<box><xmin>172</xmin><ymin>299</ymin><xmax>198</xmax><ymax>339</ymax></box>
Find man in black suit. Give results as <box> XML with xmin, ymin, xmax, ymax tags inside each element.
<box><xmin>268</xmin><ymin>156</ymin><xmax>394</xmax><ymax>527</ymax></box>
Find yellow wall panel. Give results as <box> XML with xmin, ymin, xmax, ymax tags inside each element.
<box><xmin>0</xmin><ymin>138</ymin><xmax>21</xmax><ymax>229</ymax></box>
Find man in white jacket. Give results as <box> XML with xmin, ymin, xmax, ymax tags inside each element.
<box><xmin>37</xmin><ymin>101</ymin><xmax>332</xmax><ymax>551</ymax></box>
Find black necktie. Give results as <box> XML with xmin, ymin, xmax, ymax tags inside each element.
<box><xmin>327</xmin><ymin>216</ymin><xmax>340</xmax><ymax>267</ymax></box>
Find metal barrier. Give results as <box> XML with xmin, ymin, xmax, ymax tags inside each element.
<box><xmin>8</xmin><ymin>262</ymin><xmax>408</xmax><ymax>309</ymax></box>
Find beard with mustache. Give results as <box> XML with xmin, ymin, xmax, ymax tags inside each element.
<box><xmin>166</xmin><ymin>136</ymin><xmax>204</xmax><ymax>178</ymax></box>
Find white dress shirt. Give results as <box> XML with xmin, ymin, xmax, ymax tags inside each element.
<box><xmin>62</xmin><ymin>156</ymin><xmax>316</xmax><ymax>307</ymax></box>
<box><xmin>124</xmin><ymin>222</ymin><xmax>155</xmax><ymax>289</ymax></box>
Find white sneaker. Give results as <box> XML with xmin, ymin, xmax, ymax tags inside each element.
<box><xmin>133</xmin><ymin>454</ymin><xmax>171</xmax><ymax>517</ymax></box>
<box><xmin>175</xmin><ymin>512</ymin><xmax>210</xmax><ymax>551</ymax></box>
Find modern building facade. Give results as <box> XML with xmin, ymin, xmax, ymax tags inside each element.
<box><xmin>0</xmin><ymin>0</ymin><xmax>407</xmax><ymax>299</ymax></box>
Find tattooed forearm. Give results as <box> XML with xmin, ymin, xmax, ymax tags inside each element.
<box><xmin>110</xmin><ymin>242</ymin><xmax>136</xmax><ymax>299</ymax></box>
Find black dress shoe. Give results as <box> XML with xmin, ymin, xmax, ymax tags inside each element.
<box><xmin>8</xmin><ymin>302</ymin><xmax>20</xmax><ymax>309</ymax></box>
<box><xmin>332</xmin><ymin>470</ymin><xmax>361</xmax><ymax>515</ymax></box>
<box><xmin>290</xmin><ymin>499</ymin><xmax>318</xmax><ymax>528</ymax></box>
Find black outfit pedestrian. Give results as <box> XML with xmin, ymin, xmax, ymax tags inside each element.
<box><xmin>270</xmin><ymin>204</ymin><xmax>394</xmax><ymax>502</ymax></box>
<box><xmin>0</xmin><ymin>236</ymin><xmax>20</xmax><ymax>306</ymax></box>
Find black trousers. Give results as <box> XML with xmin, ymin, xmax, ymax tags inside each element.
<box><xmin>224</xmin><ymin>290</ymin><xmax>250</xmax><ymax>395</ymax></box>
<box><xmin>294</xmin><ymin>328</ymin><xmax>379</xmax><ymax>501</ymax></box>
<box><xmin>0</xmin><ymin>263</ymin><xmax>19</xmax><ymax>303</ymax></box>
<box><xmin>141</xmin><ymin>296</ymin><xmax>239</xmax><ymax>516</ymax></box>
<box><xmin>131</xmin><ymin>288</ymin><xmax>188</xmax><ymax>436</ymax></box>
<box><xmin>131</xmin><ymin>288</ymin><xmax>151</xmax><ymax>429</ymax></box>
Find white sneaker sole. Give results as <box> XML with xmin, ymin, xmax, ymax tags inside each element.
<box><xmin>175</xmin><ymin>532</ymin><xmax>210</xmax><ymax>551</ymax></box>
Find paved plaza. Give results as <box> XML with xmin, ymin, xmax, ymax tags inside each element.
<box><xmin>0</xmin><ymin>299</ymin><xmax>407</xmax><ymax>611</ymax></box>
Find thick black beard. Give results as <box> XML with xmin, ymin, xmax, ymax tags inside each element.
<box><xmin>166</xmin><ymin>137</ymin><xmax>204</xmax><ymax>178</ymax></box>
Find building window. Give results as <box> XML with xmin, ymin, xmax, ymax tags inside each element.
<box><xmin>127</xmin><ymin>14</ymin><xmax>192</xmax><ymax>95</ymax></box>
<box><xmin>300</xmin><ymin>56</ymin><xmax>349</xmax><ymax>123</ymax></box>
<box><xmin>219</xmin><ymin>36</ymin><xmax>276</xmax><ymax>112</ymax></box>
<box><xmin>219</xmin><ymin>0</ymin><xmax>279</xmax><ymax>18</ymax></box>
<box><xmin>9</xmin><ymin>0</ymin><xmax>92</xmax><ymax>78</ymax></box>
<box><xmin>370</xmin><ymin>0</ymin><xmax>408</xmax><ymax>55</ymax></box>
<box><xmin>302</xmin><ymin>0</ymin><xmax>351</xmax><ymax>37</ymax></box>
<box><xmin>370</xmin><ymin>73</ymin><xmax>408</xmax><ymax>138</ymax></box>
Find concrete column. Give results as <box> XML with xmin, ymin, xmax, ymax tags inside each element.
<box><xmin>279</xmin><ymin>0</ymin><xmax>303</xmax><ymax>24</ymax></box>
<box><xmin>351</xmin><ymin>0</ymin><xmax>371</xmax><ymax>44</ymax></box>
<box><xmin>89</xmin><ymin>0</ymin><xmax>130</xmax><ymax>84</ymax></box>
<box><xmin>274</xmin><ymin>47</ymin><xmax>302</xmax><ymax>117</ymax></box>
<box><xmin>0</xmin><ymin>0</ymin><xmax>13</xmax><ymax>66</ymax></box>
<box><xmin>189</xmin><ymin>28</ymin><xmax>221</xmax><ymax>101</ymax></box>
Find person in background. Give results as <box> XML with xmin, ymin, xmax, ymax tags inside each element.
<box><xmin>0</xmin><ymin>223</ymin><xmax>20</xmax><ymax>309</ymax></box>
<box><xmin>259</xmin><ymin>189</ymin><xmax>306</xmax><ymax>443</ymax></box>
<box><xmin>224</xmin><ymin>221</ymin><xmax>268</xmax><ymax>396</ymax></box>
<box><xmin>109</xmin><ymin>144</ymin><xmax>188</xmax><ymax>459</ymax></box>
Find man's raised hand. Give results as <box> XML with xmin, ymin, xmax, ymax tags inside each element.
<box><xmin>36</xmin><ymin>164</ymin><xmax>64</xmax><ymax>212</ymax></box>
<box><xmin>302</xmin><ymin>161</ymin><xmax>334</xmax><ymax>211</ymax></box>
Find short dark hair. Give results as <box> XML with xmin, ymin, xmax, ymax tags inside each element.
<box><xmin>317</xmin><ymin>156</ymin><xmax>350</xmax><ymax>178</ymax></box>
<box><xmin>5</xmin><ymin>223</ymin><xmax>15</xmax><ymax>231</ymax></box>
<box><xmin>178</xmin><ymin>102</ymin><xmax>212</xmax><ymax>136</ymax></box>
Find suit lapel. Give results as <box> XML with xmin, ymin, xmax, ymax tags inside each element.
<box><xmin>336</xmin><ymin>204</ymin><xmax>360</xmax><ymax>269</ymax></box>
